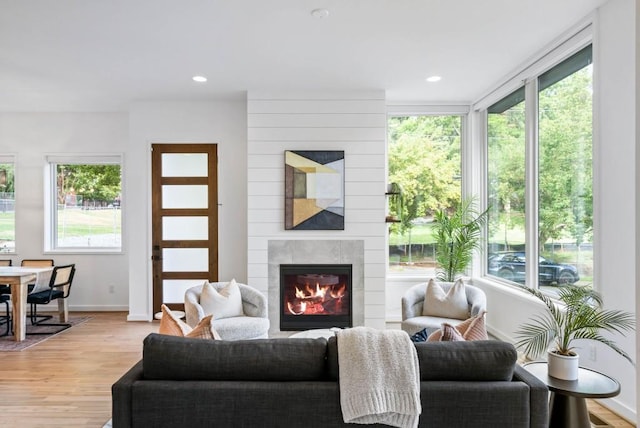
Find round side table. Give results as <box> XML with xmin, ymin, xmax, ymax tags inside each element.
<box><xmin>154</xmin><ymin>310</ymin><xmax>186</xmax><ymax>320</ymax></box>
<box><xmin>289</xmin><ymin>327</ymin><xmax>341</xmax><ymax>339</ymax></box>
<box><xmin>523</xmin><ymin>361</ymin><xmax>620</xmax><ymax>428</ymax></box>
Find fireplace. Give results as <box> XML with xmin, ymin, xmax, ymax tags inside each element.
<box><xmin>280</xmin><ymin>264</ymin><xmax>352</xmax><ymax>330</ymax></box>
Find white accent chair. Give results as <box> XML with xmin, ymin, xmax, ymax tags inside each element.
<box><xmin>184</xmin><ymin>282</ymin><xmax>270</xmax><ymax>340</ymax></box>
<box><xmin>401</xmin><ymin>281</ymin><xmax>487</xmax><ymax>336</ymax></box>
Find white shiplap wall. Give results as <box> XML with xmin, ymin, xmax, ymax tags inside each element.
<box><xmin>247</xmin><ymin>91</ymin><xmax>388</xmax><ymax>328</ymax></box>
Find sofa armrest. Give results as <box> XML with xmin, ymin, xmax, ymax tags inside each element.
<box><xmin>238</xmin><ymin>284</ymin><xmax>267</xmax><ymax>318</ymax></box>
<box><xmin>112</xmin><ymin>360</ymin><xmax>144</xmax><ymax>428</ymax></box>
<box><xmin>184</xmin><ymin>287</ymin><xmax>205</xmax><ymax>327</ymax></box>
<box><xmin>512</xmin><ymin>365</ymin><xmax>549</xmax><ymax>428</ymax></box>
<box><xmin>402</xmin><ymin>283</ymin><xmax>426</xmax><ymax>320</ymax></box>
<box><xmin>465</xmin><ymin>284</ymin><xmax>487</xmax><ymax>317</ymax></box>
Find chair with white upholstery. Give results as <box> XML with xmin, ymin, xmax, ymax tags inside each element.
<box><xmin>401</xmin><ymin>279</ymin><xmax>487</xmax><ymax>337</ymax></box>
<box><xmin>184</xmin><ymin>280</ymin><xmax>270</xmax><ymax>340</ymax></box>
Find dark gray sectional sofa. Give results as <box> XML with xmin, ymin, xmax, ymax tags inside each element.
<box><xmin>112</xmin><ymin>333</ymin><xmax>548</xmax><ymax>428</ymax></box>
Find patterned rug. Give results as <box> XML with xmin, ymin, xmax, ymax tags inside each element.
<box><xmin>0</xmin><ymin>316</ymin><xmax>91</xmax><ymax>351</ymax></box>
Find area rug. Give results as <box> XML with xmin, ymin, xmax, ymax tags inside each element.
<box><xmin>0</xmin><ymin>315</ymin><xmax>91</xmax><ymax>351</ymax></box>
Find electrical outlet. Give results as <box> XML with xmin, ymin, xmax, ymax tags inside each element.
<box><xmin>588</xmin><ymin>345</ymin><xmax>596</xmax><ymax>361</ymax></box>
<box><xmin>109</xmin><ymin>285</ymin><xmax>115</xmax><ymax>294</ymax></box>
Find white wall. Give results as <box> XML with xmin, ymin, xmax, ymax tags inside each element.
<box><xmin>246</xmin><ymin>91</ymin><xmax>388</xmax><ymax>329</ymax></box>
<box><xmin>0</xmin><ymin>112</ymin><xmax>129</xmax><ymax>310</ymax></box>
<box><xmin>472</xmin><ymin>0</ymin><xmax>637</xmax><ymax>421</ymax></box>
<box><xmin>126</xmin><ymin>100</ymin><xmax>247</xmax><ymax>321</ymax></box>
<box><xmin>636</xmin><ymin>0</ymin><xmax>640</xmax><ymax>420</ymax></box>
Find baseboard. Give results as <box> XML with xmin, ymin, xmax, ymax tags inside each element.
<box><xmin>34</xmin><ymin>305</ymin><xmax>130</xmax><ymax>312</ymax></box>
<box><xmin>126</xmin><ymin>313</ymin><xmax>153</xmax><ymax>321</ymax></box>
<box><xmin>595</xmin><ymin>398</ymin><xmax>636</xmax><ymax>426</ymax></box>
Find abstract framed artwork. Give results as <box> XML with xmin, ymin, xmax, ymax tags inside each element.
<box><xmin>284</xmin><ymin>150</ymin><xmax>345</xmax><ymax>230</ymax></box>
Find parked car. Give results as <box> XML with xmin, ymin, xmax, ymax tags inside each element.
<box><xmin>488</xmin><ymin>251</ymin><xmax>579</xmax><ymax>285</ymax></box>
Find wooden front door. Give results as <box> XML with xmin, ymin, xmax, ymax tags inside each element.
<box><xmin>151</xmin><ymin>144</ymin><xmax>218</xmax><ymax>314</ymax></box>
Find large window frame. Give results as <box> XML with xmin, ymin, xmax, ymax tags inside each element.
<box><xmin>478</xmin><ymin>25</ymin><xmax>594</xmax><ymax>292</ymax></box>
<box><xmin>44</xmin><ymin>154</ymin><xmax>123</xmax><ymax>253</ymax></box>
<box><xmin>0</xmin><ymin>155</ymin><xmax>16</xmax><ymax>254</ymax></box>
<box><xmin>385</xmin><ymin>105</ymin><xmax>470</xmax><ymax>279</ymax></box>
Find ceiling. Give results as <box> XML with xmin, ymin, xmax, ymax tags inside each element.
<box><xmin>0</xmin><ymin>0</ymin><xmax>609</xmax><ymax>112</ymax></box>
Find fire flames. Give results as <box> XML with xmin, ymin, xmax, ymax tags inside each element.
<box><xmin>286</xmin><ymin>282</ymin><xmax>347</xmax><ymax>316</ymax></box>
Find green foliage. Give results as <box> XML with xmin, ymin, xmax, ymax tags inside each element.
<box><xmin>538</xmin><ymin>68</ymin><xmax>593</xmax><ymax>250</ymax></box>
<box><xmin>487</xmin><ymin>103</ymin><xmax>525</xmax><ymax>249</ymax></box>
<box><xmin>388</xmin><ymin>115</ymin><xmax>461</xmax><ymax>237</ymax></box>
<box><xmin>515</xmin><ymin>285</ymin><xmax>635</xmax><ymax>364</ymax></box>
<box><xmin>0</xmin><ymin>163</ymin><xmax>15</xmax><ymax>193</ymax></box>
<box><xmin>487</xmin><ymin>66</ymin><xmax>593</xmax><ymax>253</ymax></box>
<box><xmin>433</xmin><ymin>198</ymin><xmax>488</xmax><ymax>282</ymax></box>
<box><xmin>57</xmin><ymin>164</ymin><xmax>121</xmax><ymax>204</ymax></box>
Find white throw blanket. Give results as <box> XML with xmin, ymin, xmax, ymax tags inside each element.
<box><xmin>336</xmin><ymin>327</ymin><xmax>421</xmax><ymax>428</ymax></box>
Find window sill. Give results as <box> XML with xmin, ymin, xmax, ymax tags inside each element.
<box><xmin>44</xmin><ymin>248</ymin><xmax>124</xmax><ymax>255</ymax></box>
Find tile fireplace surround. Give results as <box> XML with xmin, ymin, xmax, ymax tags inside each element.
<box><xmin>267</xmin><ymin>240</ymin><xmax>365</xmax><ymax>335</ymax></box>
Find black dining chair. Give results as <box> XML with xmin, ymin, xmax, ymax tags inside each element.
<box><xmin>27</xmin><ymin>264</ymin><xmax>75</xmax><ymax>334</ymax></box>
<box><xmin>0</xmin><ymin>294</ymin><xmax>10</xmax><ymax>336</ymax></box>
<box><xmin>0</xmin><ymin>259</ymin><xmax>12</xmax><ymax>295</ymax></box>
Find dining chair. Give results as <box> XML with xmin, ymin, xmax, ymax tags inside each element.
<box><xmin>27</xmin><ymin>264</ymin><xmax>75</xmax><ymax>334</ymax></box>
<box><xmin>0</xmin><ymin>294</ymin><xmax>11</xmax><ymax>336</ymax></box>
<box><xmin>0</xmin><ymin>259</ymin><xmax>12</xmax><ymax>295</ymax></box>
<box><xmin>21</xmin><ymin>259</ymin><xmax>55</xmax><ymax>268</ymax></box>
<box><xmin>21</xmin><ymin>259</ymin><xmax>55</xmax><ymax>294</ymax></box>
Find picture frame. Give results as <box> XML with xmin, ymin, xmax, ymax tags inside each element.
<box><xmin>284</xmin><ymin>150</ymin><xmax>345</xmax><ymax>230</ymax></box>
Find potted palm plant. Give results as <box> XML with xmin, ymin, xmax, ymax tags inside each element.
<box><xmin>515</xmin><ymin>284</ymin><xmax>635</xmax><ymax>380</ymax></box>
<box><xmin>432</xmin><ymin>198</ymin><xmax>489</xmax><ymax>282</ymax></box>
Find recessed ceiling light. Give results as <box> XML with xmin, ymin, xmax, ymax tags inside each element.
<box><xmin>192</xmin><ymin>76</ymin><xmax>207</xmax><ymax>83</ymax></box>
<box><xmin>426</xmin><ymin>75</ymin><xmax>442</xmax><ymax>83</ymax></box>
<box><xmin>311</xmin><ymin>8</ymin><xmax>329</xmax><ymax>18</ymax></box>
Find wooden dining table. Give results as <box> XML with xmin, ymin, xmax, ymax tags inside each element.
<box><xmin>0</xmin><ymin>266</ymin><xmax>59</xmax><ymax>341</ymax></box>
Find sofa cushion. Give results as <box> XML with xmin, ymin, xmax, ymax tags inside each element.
<box><xmin>427</xmin><ymin>311</ymin><xmax>488</xmax><ymax>342</ymax></box>
<box><xmin>158</xmin><ymin>305</ymin><xmax>221</xmax><ymax>340</ymax></box>
<box><xmin>415</xmin><ymin>340</ymin><xmax>516</xmax><ymax>381</ymax></box>
<box><xmin>143</xmin><ymin>333</ymin><xmax>328</xmax><ymax>381</ymax></box>
<box><xmin>211</xmin><ymin>315</ymin><xmax>270</xmax><ymax>340</ymax></box>
<box><xmin>422</xmin><ymin>279</ymin><xmax>469</xmax><ymax>320</ymax></box>
<box><xmin>440</xmin><ymin>323</ymin><xmax>465</xmax><ymax>341</ymax></box>
<box><xmin>186</xmin><ymin>315</ymin><xmax>222</xmax><ymax>340</ymax></box>
<box><xmin>158</xmin><ymin>304</ymin><xmax>191</xmax><ymax>336</ymax></box>
<box><xmin>327</xmin><ymin>335</ymin><xmax>339</xmax><ymax>380</ymax></box>
<box><xmin>200</xmin><ymin>279</ymin><xmax>244</xmax><ymax>320</ymax></box>
<box><xmin>329</xmin><ymin>336</ymin><xmax>515</xmax><ymax>382</ymax></box>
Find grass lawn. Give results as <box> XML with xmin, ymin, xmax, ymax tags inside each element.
<box><xmin>58</xmin><ymin>207</ymin><xmax>121</xmax><ymax>237</ymax></box>
<box><xmin>0</xmin><ymin>209</ymin><xmax>121</xmax><ymax>242</ymax></box>
<box><xmin>0</xmin><ymin>212</ymin><xmax>15</xmax><ymax>241</ymax></box>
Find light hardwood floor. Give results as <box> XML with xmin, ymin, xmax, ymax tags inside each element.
<box><xmin>0</xmin><ymin>312</ymin><xmax>156</xmax><ymax>427</ymax></box>
<box><xmin>0</xmin><ymin>312</ymin><xmax>634</xmax><ymax>427</ymax></box>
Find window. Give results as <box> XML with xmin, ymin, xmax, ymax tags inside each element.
<box><xmin>485</xmin><ymin>44</ymin><xmax>592</xmax><ymax>292</ymax></box>
<box><xmin>487</xmin><ymin>88</ymin><xmax>526</xmax><ymax>282</ymax></box>
<box><xmin>0</xmin><ymin>157</ymin><xmax>15</xmax><ymax>253</ymax></box>
<box><xmin>387</xmin><ymin>115</ymin><xmax>462</xmax><ymax>275</ymax></box>
<box><xmin>46</xmin><ymin>156</ymin><xmax>122</xmax><ymax>251</ymax></box>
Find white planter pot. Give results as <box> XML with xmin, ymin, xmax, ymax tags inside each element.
<box><xmin>547</xmin><ymin>350</ymin><xmax>579</xmax><ymax>380</ymax></box>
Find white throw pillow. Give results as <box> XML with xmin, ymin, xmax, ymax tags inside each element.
<box><xmin>200</xmin><ymin>279</ymin><xmax>244</xmax><ymax>320</ymax></box>
<box><xmin>421</xmin><ymin>278</ymin><xmax>469</xmax><ymax>320</ymax></box>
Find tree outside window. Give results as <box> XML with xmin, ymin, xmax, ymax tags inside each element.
<box><xmin>387</xmin><ymin>115</ymin><xmax>461</xmax><ymax>275</ymax></box>
<box><xmin>486</xmin><ymin>45</ymin><xmax>592</xmax><ymax>292</ymax></box>
<box><xmin>53</xmin><ymin>162</ymin><xmax>122</xmax><ymax>249</ymax></box>
<box><xmin>0</xmin><ymin>161</ymin><xmax>15</xmax><ymax>253</ymax></box>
